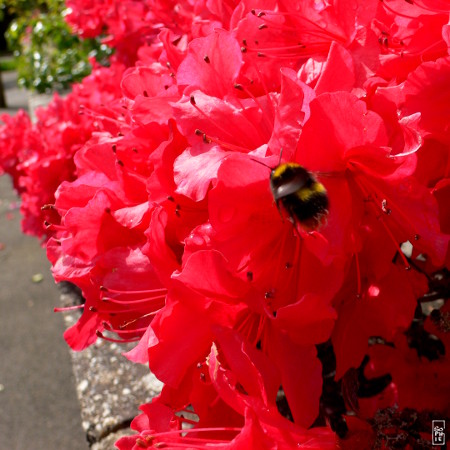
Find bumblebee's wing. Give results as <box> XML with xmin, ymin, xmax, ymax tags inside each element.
<box><xmin>271</xmin><ymin>179</ymin><xmax>307</xmax><ymax>200</ymax></box>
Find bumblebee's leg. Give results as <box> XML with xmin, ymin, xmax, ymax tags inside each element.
<box><xmin>317</xmin><ymin>210</ymin><xmax>329</xmax><ymax>229</ymax></box>
<box><xmin>275</xmin><ymin>200</ymin><xmax>285</xmax><ymax>222</ymax></box>
<box><xmin>287</xmin><ymin>213</ymin><xmax>303</xmax><ymax>240</ymax></box>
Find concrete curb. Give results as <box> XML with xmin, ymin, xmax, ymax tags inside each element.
<box><xmin>59</xmin><ymin>282</ymin><xmax>163</xmax><ymax>448</ymax></box>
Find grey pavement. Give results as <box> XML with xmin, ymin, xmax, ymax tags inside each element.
<box><xmin>0</xmin><ymin>70</ymin><xmax>29</xmax><ymax>114</ymax></box>
<box><xmin>0</xmin><ymin>70</ymin><xmax>88</xmax><ymax>449</ymax></box>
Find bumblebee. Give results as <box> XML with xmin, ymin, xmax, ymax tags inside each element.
<box><xmin>270</xmin><ymin>162</ymin><xmax>329</xmax><ymax>231</ymax></box>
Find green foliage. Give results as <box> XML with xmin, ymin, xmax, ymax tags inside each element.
<box><xmin>2</xmin><ymin>0</ymin><xmax>111</xmax><ymax>93</ymax></box>
<box><xmin>0</xmin><ymin>56</ymin><xmax>16</xmax><ymax>71</ymax></box>
<box><xmin>0</xmin><ymin>0</ymin><xmax>57</xmax><ymax>14</ymax></box>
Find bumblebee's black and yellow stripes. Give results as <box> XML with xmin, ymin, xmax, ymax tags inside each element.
<box><xmin>270</xmin><ymin>162</ymin><xmax>329</xmax><ymax>231</ymax></box>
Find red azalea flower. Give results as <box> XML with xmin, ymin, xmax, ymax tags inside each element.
<box><xmin>147</xmin><ymin>236</ymin><xmax>342</xmax><ymax>427</ymax></box>
<box><xmin>232</xmin><ymin>0</ymin><xmax>374</xmax><ymax>93</ymax></box>
<box><xmin>66</xmin><ymin>0</ymin><xmax>155</xmax><ymax>65</ymax></box>
<box><xmin>177</xmin><ymin>30</ymin><xmax>243</xmax><ymax>98</ymax></box>
<box><xmin>332</xmin><ymin>265</ymin><xmax>428</xmax><ymax>378</ymax></box>
<box><xmin>121</xmin><ymin>64</ymin><xmax>179</xmax><ymax>125</ymax></box>
<box><xmin>297</xmin><ymin>90</ymin><xmax>448</xmax><ymax>268</ymax></box>
<box><xmin>0</xmin><ymin>110</ymin><xmax>33</xmax><ymax>184</ymax></box>
<box><xmin>0</xmin><ymin>61</ymin><xmax>127</xmax><ymax>242</ymax></box>
<box><xmin>48</xmin><ymin>119</ymin><xmax>174</xmax><ymax>349</ymax></box>
<box><xmin>115</xmin><ymin>402</ymin><xmax>182</xmax><ymax>450</ymax></box>
<box><xmin>208</xmin><ymin>339</ymin><xmax>338</xmax><ymax>449</ymax></box>
<box><xmin>373</xmin><ymin>0</ymin><xmax>449</xmax><ymax>81</ymax></box>
<box><xmin>118</xmin><ymin>334</ymin><xmax>337</xmax><ymax>450</ymax></box>
<box><xmin>171</xmin><ymin>66</ymin><xmax>311</xmax><ymax>202</ymax></box>
<box><xmin>378</xmin><ymin>56</ymin><xmax>450</xmax><ymax>147</ymax></box>
<box><xmin>54</xmin><ymin>244</ymin><xmax>167</xmax><ymax>352</ymax></box>
<box><xmin>65</xmin><ymin>0</ymin><xmax>108</xmax><ymax>38</ymax></box>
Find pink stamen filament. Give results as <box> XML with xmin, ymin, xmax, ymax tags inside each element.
<box><xmin>235</xmin><ymin>310</ymin><xmax>270</xmax><ymax>351</ymax></box>
<box><xmin>176</xmin><ymin>417</ymin><xmax>198</xmax><ymax>426</ymax></box>
<box><xmin>102</xmin><ymin>323</ymin><xmax>150</xmax><ymax>334</ymax></box>
<box><xmin>195</xmin><ymin>130</ymin><xmax>250</xmax><ymax>153</ymax></box>
<box><xmin>96</xmin><ymin>330</ymin><xmax>141</xmax><ymax>343</ymax></box>
<box><xmin>235</xmin><ymin>311</ymin><xmax>258</xmax><ymax>340</ymax></box>
<box><xmin>242</xmin><ymin>59</ymin><xmax>277</xmax><ymax>128</ymax></box>
<box><xmin>399</xmin><ymin>40</ymin><xmax>446</xmax><ymax>58</ymax></box>
<box><xmin>292</xmin><ymin>233</ymin><xmax>304</xmax><ymax>306</ymax></box>
<box><xmin>354</xmin><ymin>247</ymin><xmax>362</xmax><ymax>297</ymax></box>
<box><xmin>235</xmin><ymin>84</ymin><xmax>274</xmax><ymax>134</ymax></box>
<box><xmin>44</xmin><ymin>222</ymin><xmax>65</xmax><ymax>231</ymax></box>
<box><xmin>236</xmin><ymin>259</ymin><xmax>252</xmax><ymax>276</ymax></box>
<box><xmin>101</xmin><ymin>293</ymin><xmax>166</xmax><ymax>305</ymax></box>
<box><xmin>354</xmin><ymin>166</ymin><xmax>420</xmax><ymax>241</ymax></box>
<box><xmin>230</xmin><ymin>92</ymin><xmax>272</xmax><ymax>141</ymax></box>
<box><xmin>78</xmin><ymin>106</ymin><xmax>127</xmax><ymax>127</ymax></box>
<box><xmin>250</xmin><ymin>44</ymin><xmax>331</xmax><ymax>60</ymax></box>
<box><xmin>54</xmin><ymin>304</ymin><xmax>85</xmax><ymax>312</ymax></box>
<box><xmin>253</xmin><ymin>314</ymin><xmax>266</xmax><ymax>347</ymax></box>
<box><xmin>257</xmin><ymin>10</ymin><xmax>347</xmax><ymax>43</ymax></box>
<box><xmin>350</xmin><ymin>169</ymin><xmax>412</xmax><ymax>270</ymax></box>
<box><xmin>377</xmin><ymin>217</ymin><xmax>411</xmax><ymax>269</ymax></box>
<box><xmin>271</xmin><ymin>226</ymin><xmax>291</xmax><ymax>294</ymax></box>
<box><xmin>93</xmin><ymin>305</ymin><xmax>161</xmax><ymax>316</ymax></box>
<box><xmin>246</xmin><ymin>43</ymin><xmax>308</xmax><ymax>53</ymax></box>
<box><xmin>117</xmin><ymin>167</ymin><xmax>148</xmax><ymax>183</ymax></box>
<box><xmin>190</xmin><ymin>100</ymin><xmax>242</xmax><ymax>144</ymax></box>
<box><xmin>380</xmin><ymin>39</ymin><xmax>445</xmax><ymax>60</ymax></box>
<box><xmin>100</xmin><ymin>286</ymin><xmax>167</xmax><ymax>296</ymax></box>
<box><xmin>139</xmin><ymin>426</ymin><xmax>242</xmax><ymax>444</ymax></box>
<box><xmin>119</xmin><ymin>311</ymin><xmax>161</xmax><ymax>328</ymax></box>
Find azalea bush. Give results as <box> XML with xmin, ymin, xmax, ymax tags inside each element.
<box><xmin>1</xmin><ymin>0</ymin><xmax>450</xmax><ymax>448</ymax></box>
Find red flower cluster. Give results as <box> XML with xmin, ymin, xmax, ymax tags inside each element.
<box><xmin>0</xmin><ymin>62</ymin><xmax>126</xmax><ymax>242</ymax></box>
<box><xmin>1</xmin><ymin>0</ymin><xmax>449</xmax><ymax>448</ymax></box>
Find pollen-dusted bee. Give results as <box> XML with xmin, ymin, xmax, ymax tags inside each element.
<box><xmin>269</xmin><ymin>162</ymin><xmax>329</xmax><ymax>231</ymax></box>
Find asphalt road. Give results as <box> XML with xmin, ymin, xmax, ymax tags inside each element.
<box><xmin>0</xmin><ymin>71</ymin><xmax>88</xmax><ymax>449</ymax></box>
